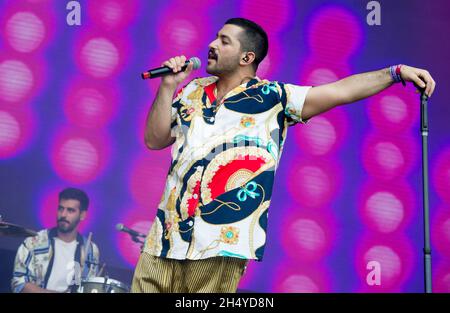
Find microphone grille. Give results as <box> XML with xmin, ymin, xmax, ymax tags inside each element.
<box><xmin>189</xmin><ymin>57</ymin><xmax>201</xmax><ymax>70</ymax></box>
<box><xmin>115</xmin><ymin>223</ymin><xmax>124</xmax><ymax>231</ymax></box>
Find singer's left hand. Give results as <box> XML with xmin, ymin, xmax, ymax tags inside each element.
<box><xmin>400</xmin><ymin>65</ymin><xmax>436</xmax><ymax>97</ymax></box>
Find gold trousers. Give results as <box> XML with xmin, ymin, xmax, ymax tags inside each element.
<box><xmin>131</xmin><ymin>252</ymin><xmax>248</xmax><ymax>293</ymax></box>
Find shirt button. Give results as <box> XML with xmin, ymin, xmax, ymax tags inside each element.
<box><xmin>188</xmin><ymin>221</ymin><xmax>194</xmax><ymax>227</ymax></box>
<box><xmin>193</xmin><ymin>194</ymin><xmax>198</xmax><ymax>199</ymax></box>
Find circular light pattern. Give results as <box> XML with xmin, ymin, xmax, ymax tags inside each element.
<box><xmin>64</xmin><ymin>86</ymin><xmax>116</xmax><ymax>128</ymax></box>
<box><xmin>87</xmin><ymin>0</ymin><xmax>137</xmax><ymax>30</ymax></box>
<box><xmin>364</xmin><ymin>192</ymin><xmax>404</xmax><ymax>233</ymax></box>
<box><xmin>362</xmin><ymin>135</ymin><xmax>416</xmax><ymax>181</ymax></box>
<box><xmin>0</xmin><ymin>108</ymin><xmax>33</xmax><ymax>159</ymax></box>
<box><xmin>0</xmin><ymin>59</ymin><xmax>34</xmax><ymax>102</ymax></box>
<box><xmin>287</xmin><ymin>161</ymin><xmax>338</xmax><ymax>208</ymax></box>
<box><xmin>433</xmin><ymin>148</ymin><xmax>450</xmax><ymax>205</ymax></box>
<box><xmin>278</xmin><ymin>274</ymin><xmax>320</xmax><ymax>293</ymax></box>
<box><xmin>363</xmin><ymin>245</ymin><xmax>402</xmax><ymax>287</ymax></box>
<box><xmin>367</xmin><ymin>86</ymin><xmax>419</xmax><ymax>133</ymax></box>
<box><xmin>294</xmin><ymin>116</ymin><xmax>337</xmax><ymax>155</ymax></box>
<box><xmin>356</xmin><ymin>237</ymin><xmax>414</xmax><ymax>291</ymax></box>
<box><xmin>308</xmin><ymin>6</ymin><xmax>362</xmax><ymax>60</ymax></box>
<box><xmin>51</xmin><ymin>132</ymin><xmax>109</xmax><ymax>184</ymax></box>
<box><xmin>358</xmin><ymin>181</ymin><xmax>414</xmax><ymax>235</ymax></box>
<box><xmin>240</xmin><ymin>0</ymin><xmax>292</xmax><ymax>33</ymax></box>
<box><xmin>273</xmin><ymin>264</ymin><xmax>328</xmax><ymax>292</ymax></box>
<box><xmin>129</xmin><ymin>152</ymin><xmax>172</xmax><ymax>208</ymax></box>
<box><xmin>78</xmin><ymin>37</ymin><xmax>120</xmax><ymax>78</ymax></box>
<box><xmin>38</xmin><ymin>187</ymin><xmax>96</xmax><ymax>234</ymax></box>
<box><xmin>158</xmin><ymin>18</ymin><xmax>203</xmax><ymax>56</ymax></box>
<box><xmin>5</xmin><ymin>11</ymin><xmax>46</xmax><ymax>53</ymax></box>
<box><xmin>0</xmin><ymin>111</ymin><xmax>21</xmax><ymax>156</ymax></box>
<box><xmin>379</xmin><ymin>96</ymin><xmax>408</xmax><ymax>123</ymax></box>
<box><xmin>306</xmin><ymin>67</ymin><xmax>339</xmax><ymax>85</ymax></box>
<box><xmin>287</xmin><ymin>218</ymin><xmax>327</xmax><ymax>258</ymax></box>
<box><xmin>281</xmin><ymin>212</ymin><xmax>335</xmax><ymax>263</ymax></box>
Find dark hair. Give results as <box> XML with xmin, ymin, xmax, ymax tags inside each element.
<box><xmin>59</xmin><ymin>187</ymin><xmax>89</xmax><ymax>211</ymax></box>
<box><xmin>225</xmin><ymin>17</ymin><xmax>268</xmax><ymax>71</ymax></box>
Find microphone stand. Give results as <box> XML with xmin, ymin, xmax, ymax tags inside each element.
<box><xmin>419</xmin><ymin>87</ymin><xmax>432</xmax><ymax>293</ymax></box>
<box><xmin>131</xmin><ymin>235</ymin><xmax>145</xmax><ymax>251</ymax></box>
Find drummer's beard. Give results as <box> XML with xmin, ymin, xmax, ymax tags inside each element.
<box><xmin>57</xmin><ymin>217</ymin><xmax>80</xmax><ymax>233</ymax></box>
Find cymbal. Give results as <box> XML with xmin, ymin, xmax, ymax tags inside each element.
<box><xmin>0</xmin><ymin>221</ymin><xmax>37</xmax><ymax>237</ymax></box>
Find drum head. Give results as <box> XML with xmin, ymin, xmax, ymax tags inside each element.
<box><xmin>81</xmin><ymin>277</ymin><xmax>129</xmax><ymax>293</ymax></box>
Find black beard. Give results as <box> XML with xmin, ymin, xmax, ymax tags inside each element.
<box><xmin>57</xmin><ymin>220</ymin><xmax>78</xmax><ymax>233</ymax></box>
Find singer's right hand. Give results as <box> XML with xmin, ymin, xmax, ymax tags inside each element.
<box><xmin>161</xmin><ymin>55</ymin><xmax>194</xmax><ymax>88</ymax></box>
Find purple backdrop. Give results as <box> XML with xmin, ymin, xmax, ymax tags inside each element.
<box><xmin>1</xmin><ymin>0</ymin><xmax>449</xmax><ymax>292</ymax></box>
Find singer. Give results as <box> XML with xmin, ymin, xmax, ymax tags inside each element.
<box><xmin>132</xmin><ymin>18</ymin><xmax>436</xmax><ymax>293</ymax></box>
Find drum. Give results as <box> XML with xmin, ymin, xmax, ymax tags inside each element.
<box><xmin>79</xmin><ymin>277</ymin><xmax>129</xmax><ymax>293</ymax></box>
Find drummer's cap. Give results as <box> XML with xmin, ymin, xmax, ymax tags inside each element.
<box><xmin>59</xmin><ymin>188</ymin><xmax>89</xmax><ymax>211</ymax></box>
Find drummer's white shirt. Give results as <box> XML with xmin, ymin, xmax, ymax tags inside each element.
<box><xmin>46</xmin><ymin>238</ymin><xmax>77</xmax><ymax>292</ymax></box>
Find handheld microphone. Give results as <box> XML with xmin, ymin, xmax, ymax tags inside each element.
<box><xmin>141</xmin><ymin>57</ymin><xmax>201</xmax><ymax>79</ymax></box>
<box><xmin>115</xmin><ymin>223</ymin><xmax>146</xmax><ymax>238</ymax></box>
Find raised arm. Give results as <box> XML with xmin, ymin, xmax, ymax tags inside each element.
<box><xmin>144</xmin><ymin>55</ymin><xmax>193</xmax><ymax>150</ymax></box>
<box><xmin>302</xmin><ymin>65</ymin><xmax>436</xmax><ymax>120</ymax></box>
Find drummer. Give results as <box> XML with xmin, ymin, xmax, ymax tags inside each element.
<box><xmin>11</xmin><ymin>187</ymin><xmax>100</xmax><ymax>293</ymax></box>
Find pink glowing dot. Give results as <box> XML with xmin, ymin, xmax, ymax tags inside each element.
<box><xmin>159</xmin><ymin>19</ymin><xmax>200</xmax><ymax>55</ymax></box>
<box><xmin>87</xmin><ymin>0</ymin><xmax>137</xmax><ymax>30</ymax></box>
<box><xmin>288</xmin><ymin>164</ymin><xmax>335</xmax><ymax>208</ymax></box>
<box><xmin>306</xmin><ymin>68</ymin><xmax>339</xmax><ymax>85</ymax></box>
<box><xmin>374</xmin><ymin>142</ymin><xmax>404</xmax><ymax>170</ymax></box>
<box><xmin>240</xmin><ymin>0</ymin><xmax>292</xmax><ymax>32</ymax></box>
<box><xmin>379</xmin><ymin>96</ymin><xmax>408</xmax><ymax>124</ymax></box>
<box><xmin>0</xmin><ymin>59</ymin><xmax>34</xmax><ymax>102</ymax></box>
<box><xmin>279</xmin><ymin>274</ymin><xmax>320</xmax><ymax>293</ymax></box>
<box><xmin>289</xmin><ymin>218</ymin><xmax>327</xmax><ymax>253</ymax></box>
<box><xmin>365</xmin><ymin>191</ymin><xmax>404</xmax><ymax>233</ymax></box>
<box><xmin>364</xmin><ymin>245</ymin><xmax>402</xmax><ymax>286</ymax></box>
<box><xmin>295</xmin><ymin>116</ymin><xmax>337</xmax><ymax>155</ymax></box>
<box><xmin>363</xmin><ymin>138</ymin><xmax>413</xmax><ymax>181</ymax></box>
<box><xmin>0</xmin><ymin>111</ymin><xmax>21</xmax><ymax>157</ymax></box>
<box><xmin>79</xmin><ymin>37</ymin><xmax>120</xmax><ymax>78</ymax></box>
<box><xmin>308</xmin><ymin>7</ymin><xmax>362</xmax><ymax>60</ymax></box>
<box><xmin>64</xmin><ymin>87</ymin><xmax>113</xmax><ymax>128</ymax></box>
<box><xmin>52</xmin><ymin>137</ymin><xmax>104</xmax><ymax>184</ymax></box>
<box><xmin>5</xmin><ymin>11</ymin><xmax>46</xmax><ymax>53</ymax></box>
<box><xmin>96</xmin><ymin>1</ymin><xmax>123</xmax><ymax>29</ymax></box>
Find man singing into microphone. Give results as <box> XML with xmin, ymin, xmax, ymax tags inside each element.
<box><xmin>132</xmin><ymin>17</ymin><xmax>436</xmax><ymax>293</ymax></box>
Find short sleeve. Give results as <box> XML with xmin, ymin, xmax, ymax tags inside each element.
<box><xmin>279</xmin><ymin>83</ymin><xmax>312</xmax><ymax>126</ymax></box>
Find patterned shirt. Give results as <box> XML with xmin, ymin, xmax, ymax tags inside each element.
<box><xmin>11</xmin><ymin>228</ymin><xmax>99</xmax><ymax>293</ymax></box>
<box><xmin>144</xmin><ymin>76</ymin><xmax>311</xmax><ymax>261</ymax></box>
